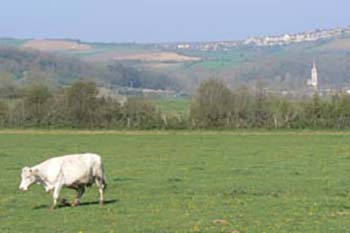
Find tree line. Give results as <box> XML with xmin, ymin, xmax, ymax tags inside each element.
<box><xmin>2</xmin><ymin>80</ymin><xmax>350</xmax><ymax>129</ymax></box>
<box><xmin>190</xmin><ymin>80</ymin><xmax>350</xmax><ymax>129</ymax></box>
<box><xmin>0</xmin><ymin>81</ymin><xmax>186</xmax><ymax>129</ymax></box>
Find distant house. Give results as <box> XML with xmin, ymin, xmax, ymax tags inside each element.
<box><xmin>177</xmin><ymin>44</ymin><xmax>191</xmax><ymax>49</ymax></box>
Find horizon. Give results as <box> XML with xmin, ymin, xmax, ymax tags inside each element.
<box><xmin>2</xmin><ymin>24</ymin><xmax>350</xmax><ymax>45</ymax></box>
<box><xmin>1</xmin><ymin>0</ymin><xmax>350</xmax><ymax>43</ymax></box>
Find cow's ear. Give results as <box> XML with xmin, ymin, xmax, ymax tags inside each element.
<box><xmin>31</xmin><ymin>168</ymin><xmax>39</xmax><ymax>175</ymax></box>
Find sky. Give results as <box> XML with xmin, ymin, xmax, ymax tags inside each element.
<box><xmin>0</xmin><ymin>0</ymin><xmax>349</xmax><ymax>43</ymax></box>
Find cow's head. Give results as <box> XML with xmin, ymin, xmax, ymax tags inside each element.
<box><xmin>19</xmin><ymin>167</ymin><xmax>37</xmax><ymax>192</ymax></box>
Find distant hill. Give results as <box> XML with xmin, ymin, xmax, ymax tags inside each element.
<box><xmin>1</xmin><ymin>26</ymin><xmax>350</xmax><ymax>93</ymax></box>
<box><xmin>0</xmin><ymin>47</ymin><xmax>180</xmax><ymax>91</ymax></box>
<box><xmin>22</xmin><ymin>39</ymin><xmax>91</xmax><ymax>52</ymax></box>
<box><xmin>0</xmin><ymin>47</ymin><xmax>102</xmax><ymax>87</ymax></box>
<box><xmin>175</xmin><ymin>38</ymin><xmax>350</xmax><ymax>91</ymax></box>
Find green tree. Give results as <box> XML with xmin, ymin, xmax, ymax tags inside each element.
<box><xmin>190</xmin><ymin>80</ymin><xmax>232</xmax><ymax>128</ymax></box>
<box><xmin>228</xmin><ymin>86</ymin><xmax>252</xmax><ymax>128</ymax></box>
<box><xmin>0</xmin><ymin>100</ymin><xmax>8</xmax><ymax>126</ymax></box>
<box><xmin>98</xmin><ymin>98</ymin><xmax>123</xmax><ymax>128</ymax></box>
<box><xmin>333</xmin><ymin>93</ymin><xmax>350</xmax><ymax>128</ymax></box>
<box><xmin>23</xmin><ymin>85</ymin><xmax>51</xmax><ymax>125</ymax></box>
<box><xmin>66</xmin><ymin>81</ymin><xmax>99</xmax><ymax>127</ymax></box>
<box><xmin>123</xmin><ymin>97</ymin><xmax>161</xmax><ymax>129</ymax></box>
<box><xmin>302</xmin><ymin>93</ymin><xmax>323</xmax><ymax>128</ymax></box>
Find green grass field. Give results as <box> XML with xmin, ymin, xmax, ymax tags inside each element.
<box><xmin>2</xmin><ymin>131</ymin><xmax>350</xmax><ymax>232</ymax></box>
<box><xmin>155</xmin><ymin>98</ymin><xmax>190</xmax><ymax>116</ymax></box>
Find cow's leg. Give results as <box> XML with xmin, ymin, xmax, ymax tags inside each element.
<box><xmin>51</xmin><ymin>184</ymin><xmax>63</xmax><ymax>210</ymax></box>
<box><xmin>99</xmin><ymin>187</ymin><xmax>104</xmax><ymax>205</ymax></box>
<box><xmin>72</xmin><ymin>186</ymin><xmax>85</xmax><ymax>207</ymax></box>
<box><xmin>95</xmin><ymin>178</ymin><xmax>105</xmax><ymax>205</ymax></box>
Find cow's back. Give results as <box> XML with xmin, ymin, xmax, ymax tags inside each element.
<box><xmin>58</xmin><ymin>153</ymin><xmax>103</xmax><ymax>186</ymax></box>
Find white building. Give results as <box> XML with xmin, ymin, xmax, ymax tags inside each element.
<box><xmin>177</xmin><ymin>44</ymin><xmax>191</xmax><ymax>49</ymax></box>
<box><xmin>307</xmin><ymin>60</ymin><xmax>318</xmax><ymax>89</ymax></box>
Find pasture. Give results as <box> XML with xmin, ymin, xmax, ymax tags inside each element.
<box><xmin>1</xmin><ymin>131</ymin><xmax>350</xmax><ymax>232</ymax></box>
<box><xmin>155</xmin><ymin>98</ymin><xmax>190</xmax><ymax>116</ymax></box>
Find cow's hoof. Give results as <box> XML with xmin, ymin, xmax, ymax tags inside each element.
<box><xmin>71</xmin><ymin>201</ymin><xmax>80</xmax><ymax>207</ymax></box>
<box><xmin>99</xmin><ymin>201</ymin><xmax>104</xmax><ymax>206</ymax></box>
<box><xmin>60</xmin><ymin>198</ymin><xmax>69</xmax><ymax>205</ymax></box>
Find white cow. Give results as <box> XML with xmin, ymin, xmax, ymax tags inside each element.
<box><xmin>19</xmin><ymin>153</ymin><xmax>107</xmax><ymax>209</ymax></box>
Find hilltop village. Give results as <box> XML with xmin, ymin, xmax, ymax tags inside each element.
<box><xmin>244</xmin><ymin>27</ymin><xmax>350</xmax><ymax>46</ymax></box>
<box><xmin>158</xmin><ymin>26</ymin><xmax>350</xmax><ymax>51</ymax></box>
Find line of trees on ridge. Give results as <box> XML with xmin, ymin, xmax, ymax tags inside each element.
<box><xmin>2</xmin><ymin>80</ymin><xmax>350</xmax><ymax>129</ymax></box>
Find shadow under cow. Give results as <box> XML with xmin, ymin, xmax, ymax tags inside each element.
<box><xmin>33</xmin><ymin>199</ymin><xmax>119</xmax><ymax>210</ymax></box>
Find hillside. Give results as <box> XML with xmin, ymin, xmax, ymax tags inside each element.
<box><xmin>1</xmin><ymin>26</ymin><xmax>350</xmax><ymax>93</ymax></box>
<box><xmin>0</xmin><ymin>47</ymin><xmax>180</xmax><ymax>93</ymax></box>
<box><xmin>22</xmin><ymin>39</ymin><xmax>91</xmax><ymax>51</ymax></box>
<box><xmin>3</xmin><ymin>39</ymin><xmax>200</xmax><ymax>63</ymax></box>
<box><xmin>169</xmin><ymin>35</ymin><xmax>350</xmax><ymax>92</ymax></box>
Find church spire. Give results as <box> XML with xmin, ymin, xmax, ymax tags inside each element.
<box><xmin>313</xmin><ymin>59</ymin><xmax>316</xmax><ymax>71</ymax></box>
<box><xmin>307</xmin><ymin>59</ymin><xmax>318</xmax><ymax>89</ymax></box>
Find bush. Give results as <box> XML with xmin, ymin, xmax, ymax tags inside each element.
<box><xmin>123</xmin><ymin>97</ymin><xmax>162</xmax><ymax>129</ymax></box>
<box><xmin>0</xmin><ymin>100</ymin><xmax>8</xmax><ymax>126</ymax></box>
<box><xmin>190</xmin><ymin>80</ymin><xmax>232</xmax><ymax>128</ymax></box>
